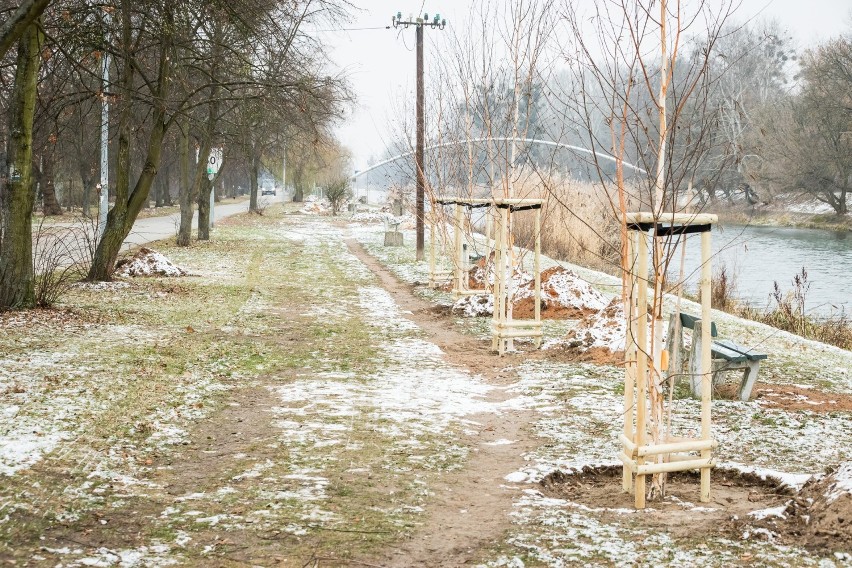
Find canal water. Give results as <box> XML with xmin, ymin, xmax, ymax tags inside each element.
<box><xmin>679</xmin><ymin>224</ymin><xmax>850</xmax><ymax>317</ymax></box>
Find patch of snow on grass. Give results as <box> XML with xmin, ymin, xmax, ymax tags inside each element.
<box><xmin>825</xmin><ymin>461</ymin><xmax>852</xmax><ymax>504</ymax></box>
<box><xmin>0</xmin><ymin>426</ymin><xmax>66</xmax><ymax>475</ymax></box>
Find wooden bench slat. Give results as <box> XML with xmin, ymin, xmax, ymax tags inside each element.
<box><xmin>710</xmin><ymin>341</ymin><xmax>749</xmax><ymax>363</ymax></box>
<box><xmin>680</xmin><ymin>313</ymin><xmax>718</xmax><ymax>337</ymax></box>
<box><xmin>714</xmin><ymin>339</ymin><xmax>768</xmax><ymax>361</ymax></box>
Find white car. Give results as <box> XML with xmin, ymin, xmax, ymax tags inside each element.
<box><xmin>261</xmin><ymin>187</ymin><xmax>276</xmax><ymax>196</ymax></box>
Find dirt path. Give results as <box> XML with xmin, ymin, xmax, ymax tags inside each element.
<box><xmin>346</xmin><ymin>239</ymin><xmax>539</xmax><ymax>567</ymax></box>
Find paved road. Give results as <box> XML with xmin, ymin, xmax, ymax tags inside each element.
<box><xmin>121</xmin><ymin>193</ymin><xmax>284</xmax><ymax>251</ymax></box>
<box><xmin>33</xmin><ymin>193</ymin><xmax>285</xmax><ymax>270</ymax></box>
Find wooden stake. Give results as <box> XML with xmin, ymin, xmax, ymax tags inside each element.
<box><xmin>700</xmin><ymin>229</ymin><xmax>713</xmax><ymax>502</ymax></box>
<box><xmin>454</xmin><ymin>203</ymin><xmax>463</xmax><ymax>295</ymax></box>
<box><xmin>635</xmin><ymin>229</ymin><xmax>649</xmax><ymax>509</ymax></box>
<box><xmin>534</xmin><ymin>208</ymin><xmax>541</xmax><ymax>347</ymax></box>
<box><xmin>623</xmin><ymin>230</ymin><xmax>637</xmax><ymax>493</ymax></box>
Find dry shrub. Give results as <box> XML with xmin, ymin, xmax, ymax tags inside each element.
<box><xmin>739</xmin><ymin>267</ymin><xmax>852</xmax><ymax>350</ymax></box>
<box><xmin>711</xmin><ymin>263</ymin><xmax>738</xmax><ymax>311</ymax></box>
<box><xmin>511</xmin><ymin>175</ymin><xmax>624</xmax><ymax>274</ymax></box>
<box><xmin>32</xmin><ymin>217</ymin><xmax>96</xmax><ymax>307</ymax></box>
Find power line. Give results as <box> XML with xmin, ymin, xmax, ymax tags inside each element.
<box><xmin>308</xmin><ymin>25</ymin><xmax>391</xmax><ymax>33</ymax></box>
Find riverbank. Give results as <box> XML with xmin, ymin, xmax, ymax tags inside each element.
<box><xmin>712</xmin><ymin>198</ymin><xmax>851</xmax><ymax>232</ymax></box>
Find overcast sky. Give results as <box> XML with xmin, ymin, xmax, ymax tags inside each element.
<box><xmin>316</xmin><ymin>0</ymin><xmax>851</xmax><ymax>170</ymax></box>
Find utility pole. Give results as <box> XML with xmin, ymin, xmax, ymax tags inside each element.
<box><xmin>392</xmin><ymin>11</ymin><xmax>447</xmax><ymax>261</ymax></box>
<box><xmin>98</xmin><ymin>12</ymin><xmax>110</xmax><ymax>241</ymax></box>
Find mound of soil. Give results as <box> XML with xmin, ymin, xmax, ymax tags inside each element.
<box><xmin>741</xmin><ymin>462</ymin><xmax>852</xmax><ymax>552</ymax></box>
<box><xmin>450</xmin><ymin>265</ymin><xmax>609</xmax><ymax>322</ymax></box>
<box><xmin>115</xmin><ymin>247</ymin><xmax>186</xmax><ymax>277</ymax></box>
<box><xmin>439</xmin><ymin>257</ymin><xmax>493</xmax><ymax>293</ymax></box>
<box><xmin>450</xmin><ymin>264</ymin><xmax>530</xmax><ymax>318</ymax></box>
<box><xmin>555</xmin><ymin>297</ymin><xmax>627</xmax><ymax>358</ymax></box>
<box><xmin>540</xmin><ymin>464</ymin><xmax>793</xmax><ymax>536</ymax></box>
<box><xmin>300</xmin><ymin>200</ymin><xmax>330</xmax><ymax>215</ymax></box>
<box><xmin>452</xmin><ymin>293</ymin><xmax>494</xmax><ymax>318</ymax></box>
<box><xmin>513</xmin><ymin>266</ymin><xmax>609</xmax><ymax>320</ymax></box>
<box><xmin>537</xmin><ymin>464</ymin><xmax>850</xmax><ymax>556</ymax></box>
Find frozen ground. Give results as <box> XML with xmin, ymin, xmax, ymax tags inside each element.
<box><xmin>0</xmin><ymin>207</ymin><xmax>849</xmax><ymax>566</ymax></box>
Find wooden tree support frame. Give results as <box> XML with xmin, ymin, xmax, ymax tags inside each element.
<box><xmin>490</xmin><ymin>198</ymin><xmax>543</xmax><ymax>356</ymax></box>
<box><xmin>434</xmin><ymin>198</ymin><xmax>493</xmax><ymax>298</ymax></box>
<box><xmin>621</xmin><ymin>212</ymin><xmax>718</xmax><ymax>509</ymax></box>
<box><xmin>427</xmin><ymin>212</ymin><xmax>452</xmax><ymax>288</ymax></box>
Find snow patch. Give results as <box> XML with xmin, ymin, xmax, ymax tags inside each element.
<box><xmin>115</xmin><ymin>247</ymin><xmax>186</xmax><ymax>277</ymax></box>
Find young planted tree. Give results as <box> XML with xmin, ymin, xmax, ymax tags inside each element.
<box><xmin>557</xmin><ymin>0</ymin><xmax>738</xmax><ymax>502</ymax></box>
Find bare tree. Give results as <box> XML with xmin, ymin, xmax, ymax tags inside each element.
<box><xmin>0</xmin><ymin>16</ymin><xmax>43</xmax><ymax>308</ymax></box>
<box><xmin>0</xmin><ymin>0</ymin><xmax>51</xmax><ymax>61</ymax></box>
<box><xmin>752</xmin><ymin>35</ymin><xmax>851</xmax><ymax>215</ymax></box>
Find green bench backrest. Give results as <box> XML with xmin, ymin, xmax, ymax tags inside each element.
<box><xmin>679</xmin><ymin>313</ymin><xmax>718</xmax><ymax>337</ymax></box>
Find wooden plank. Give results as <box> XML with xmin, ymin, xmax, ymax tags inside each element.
<box><xmin>637</xmin><ymin>438</ymin><xmax>717</xmax><ymax>457</ymax></box>
<box><xmin>635</xmin><ymin>230</ymin><xmax>649</xmax><ymax>509</ymax></box>
<box><xmin>636</xmin><ymin>457</ymin><xmax>715</xmax><ymax>476</ymax></box>
<box><xmin>679</xmin><ymin>313</ymin><xmax>717</xmax><ymax>337</ymax></box>
<box><xmin>700</xmin><ymin>230</ymin><xmax>712</xmax><ymax>504</ymax></box>
<box><xmin>710</xmin><ymin>341</ymin><xmax>749</xmax><ymax>363</ymax></box>
<box><xmin>715</xmin><ymin>339</ymin><xmax>768</xmax><ymax>361</ymax></box>
<box><xmin>625</xmin><ymin>212</ymin><xmax>718</xmax><ymax>225</ymax></box>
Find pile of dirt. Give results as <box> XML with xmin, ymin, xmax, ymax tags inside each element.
<box><xmin>450</xmin><ymin>267</ymin><xmax>530</xmax><ymax>318</ymax></box>
<box><xmin>450</xmin><ymin>265</ymin><xmax>609</xmax><ymax>322</ymax></box>
<box><xmin>788</xmin><ymin>462</ymin><xmax>852</xmax><ymax>549</ymax></box>
<box><xmin>115</xmin><ymin>247</ymin><xmax>186</xmax><ymax>277</ymax></box>
<box><xmin>513</xmin><ymin>266</ymin><xmax>609</xmax><ymax>319</ymax></box>
<box><xmin>300</xmin><ymin>197</ymin><xmax>330</xmax><ymax>215</ymax></box>
<box><xmin>439</xmin><ymin>255</ymin><xmax>493</xmax><ymax>293</ymax></box>
<box><xmin>737</xmin><ymin>462</ymin><xmax>852</xmax><ymax>553</ymax></box>
<box><xmin>715</xmin><ymin>383</ymin><xmax>852</xmax><ymax>412</ymax></box>
<box><xmin>452</xmin><ymin>293</ymin><xmax>494</xmax><ymax>318</ymax></box>
<box><xmin>547</xmin><ymin>297</ymin><xmax>627</xmax><ymax>363</ymax></box>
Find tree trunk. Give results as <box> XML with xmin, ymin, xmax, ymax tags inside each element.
<box><xmin>292</xmin><ymin>165</ymin><xmax>304</xmax><ymax>202</ymax></box>
<box><xmin>197</xmin><ymin>177</ymin><xmax>211</xmax><ymax>240</ymax></box>
<box><xmin>154</xmin><ymin>165</ymin><xmax>166</xmax><ymax>207</ymax></box>
<box><xmin>81</xmin><ymin>173</ymin><xmax>95</xmax><ymax>218</ymax></box>
<box><xmin>176</xmin><ymin>117</ymin><xmax>193</xmax><ymax>246</ymax></box>
<box><xmin>87</xmin><ymin>3</ymin><xmax>173</xmax><ymax>281</ymax></box>
<box><xmin>0</xmin><ymin>21</ymin><xmax>42</xmax><ymax>309</ymax></box>
<box><xmin>40</xmin><ymin>149</ymin><xmax>62</xmax><ymax>215</ymax></box>
<box><xmin>249</xmin><ymin>154</ymin><xmax>259</xmax><ymax>212</ymax></box>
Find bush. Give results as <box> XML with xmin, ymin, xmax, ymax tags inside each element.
<box><xmin>325</xmin><ymin>178</ymin><xmax>352</xmax><ymax>216</ymax></box>
<box><xmin>711</xmin><ymin>263</ymin><xmax>738</xmax><ymax>311</ymax></box>
<box><xmin>739</xmin><ymin>267</ymin><xmax>852</xmax><ymax>350</ymax></box>
<box><xmin>32</xmin><ymin>216</ymin><xmax>95</xmax><ymax>307</ymax></box>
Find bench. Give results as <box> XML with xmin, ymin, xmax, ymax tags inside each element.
<box><xmin>666</xmin><ymin>313</ymin><xmax>768</xmax><ymax>401</ymax></box>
